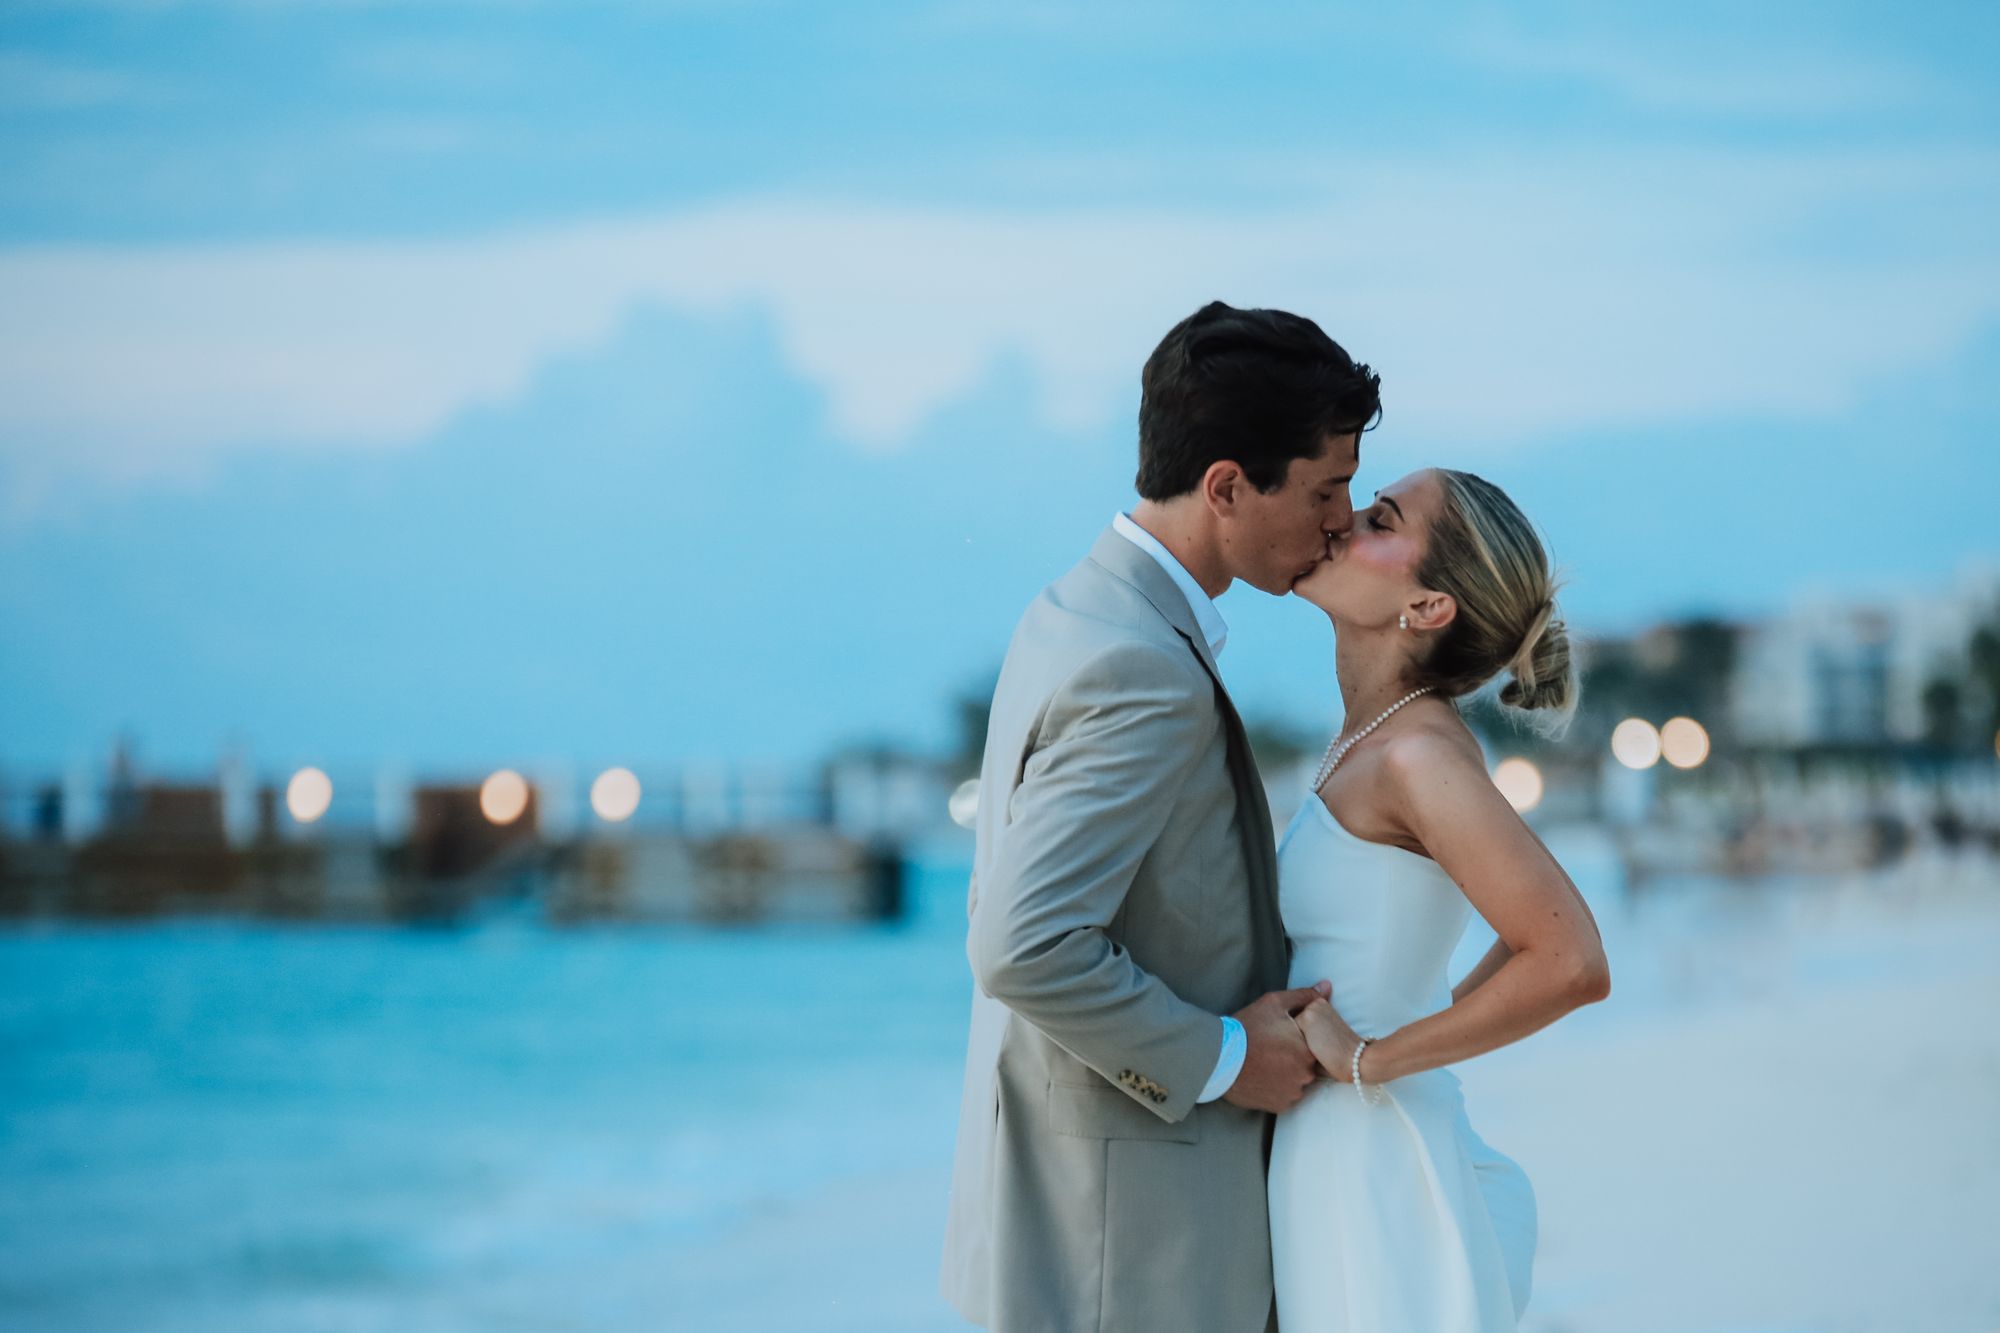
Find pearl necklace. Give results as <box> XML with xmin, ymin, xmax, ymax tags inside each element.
<box><xmin>1308</xmin><ymin>687</ymin><xmax>1433</xmax><ymax>793</ymax></box>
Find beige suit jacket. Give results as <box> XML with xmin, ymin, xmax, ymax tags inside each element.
<box><xmin>941</xmin><ymin>524</ymin><xmax>1291</xmax><ymax>1332</ymax></box>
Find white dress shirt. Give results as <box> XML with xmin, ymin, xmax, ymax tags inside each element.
<box><xmin>1108</xmin><ymin>512</ymin><xmax>1247</xmax><ymax>1103</ymax></box>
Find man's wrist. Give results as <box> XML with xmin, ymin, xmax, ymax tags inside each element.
<box><xmin>1197</xmin><ymin>1015</ymin><xmax>1247</xmax><ymax>1103</ymax></box>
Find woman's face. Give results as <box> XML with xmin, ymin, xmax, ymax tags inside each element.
<box><xmin>1292</xmin><ymin>468</ymin><xmax>1442</xmax><ymax>628</ymax></box>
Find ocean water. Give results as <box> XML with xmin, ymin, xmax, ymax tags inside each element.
<box><xmin>0</xmin><ymin>856</ymin><xmax>978</xmax><ymax>1332</ymax></box>
<box><xmin>2</xmin><ymin>835</ymin><xmax>1995</xmax><ymax>1332</ymax></box>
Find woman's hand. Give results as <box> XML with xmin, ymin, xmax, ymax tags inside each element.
<box><xmin>1294</xmin><ymin>996</ymin><xmax>1364</xmax><ymax>1084</ymax></box>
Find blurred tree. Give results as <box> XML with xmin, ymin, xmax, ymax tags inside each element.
<box><xmin>1560</xmin><ymin>617</ymin><xmax>1743</xmax><ymax>755</ymax></box>
<box><xmin>1913</xmin><ymin>607</ymin><xmax>2000</xmax><ymax>754</ymax></box>
<box><xmin>1242</xmin><ymin>715</ymin><xmax>1314</xmax><ymax>779</ymax></box>
<box><xmin>953</xmin><ymin>672</ymin><xmax>1000</xmax><ymax>780</ymax></box>
<box><xmin>1971</xmin><ymin>619</ymin><xmax>2000</xmax><ymax>746</ymax></box>
<box><xmin>1922</xmin><ymin>676</ymin><xmax>1964</xmax><ymax>751</ymax></box>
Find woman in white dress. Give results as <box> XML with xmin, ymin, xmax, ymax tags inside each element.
<box><xmin>1268</xmin><ymin>467</ymin><xmax>1611</xmax><ymax>1332</ymax></box>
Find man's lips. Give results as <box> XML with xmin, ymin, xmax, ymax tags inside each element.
<box><xmin>1297</xmin><ymin>540</ymin><xmax>1344</xmax><ymax>581</ymax></box>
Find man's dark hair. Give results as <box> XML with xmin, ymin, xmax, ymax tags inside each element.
<box><xmin>1136</xmin><ymin>301</ymin><xmax>1382</xmax><ymax>500</ymax></box>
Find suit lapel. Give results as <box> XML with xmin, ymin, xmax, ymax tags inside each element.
<box><xmin>1207</xmin><ymin>675</ymin><xmax>1291</xmax><ymax>992</ymax></box>
<box><xmin>1086</xmin><ymin>526</ymin><xmax>1223</xmax><ymax>680</ymax></box>
<box><xmin>1086</xmin><ymin>526</ymin><xmax>1291</xmax><ymax>990</ymax></box>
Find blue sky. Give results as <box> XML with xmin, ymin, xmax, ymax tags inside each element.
<box><xmin>2</xmin><ymin>1</ymin><xmax>1997</xmax><ymax>773</ymax></box>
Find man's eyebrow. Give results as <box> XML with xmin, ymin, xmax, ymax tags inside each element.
<box><xmin>1376</xmin><ymin>492</ymin><xmax>1405</xmax><ymax>521</ymax></box>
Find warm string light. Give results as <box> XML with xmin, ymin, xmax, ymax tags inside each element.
<box><xmin>286</xmin><ymin>767</ymin><xmax>333</xmax><ymax>823</ymax></box>
<box><xmin>480</xmin><ymin>770</ymin><xmax>530</xmax><ymax>825</ymax></box>
<box><xmin>1661</xmin><ymin>717</ymin><xmax>1711</xmax><ymax>769</ymax></box>
<box><xmin>591</xmin><ymin>768</ymin><xmax>641</xmax><ymax>822</ymax></box>
<box><xmin>1610</xmin><ymin>718</ymin><xmax>1662</xmax><ymax>770</ymax></box>
<box><xmin>265</xmin><ymin>720</ymin><xmax>1732</xmax><ymax>838</ymax></box>
<box><xmin>1492</xmin><ymin>758</ymin><xmax>1544</xmax><ymax>812</ymax></box>
<box><xmin>1612</xmin><ymin>717</ymin><xmax>1710</xmax><ymax>771</ymax></box>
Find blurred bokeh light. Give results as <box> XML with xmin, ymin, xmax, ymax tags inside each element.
<box><xmin>285</xmin><ymin>767</ymin><xmax>333</xmax><ymax>824</ymax></box>
<box><xmin>590</xmin><ymin>767</ymin><xmax>642</xmax><ymax>822</ymax></box>
<box><xmin>1661</xmin><ymin>717</ymin><xmax>1712</xmax><ymax>770</ymax></box>
<box><xmin>1611</xmin><ymin>718</ymin><xmax>1663</xmax><ymax>771</ymax></box>
<box><xmin>1492</xmin><ymin>757</ymin><xmax>1545</xmax><ymax>812</ymax></box>
<box><xmin>479</xmin><ymin>770</ymin><xmax>530</xmax><ymax>825</ymax></box>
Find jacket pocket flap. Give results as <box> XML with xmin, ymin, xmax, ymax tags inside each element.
<box><xmin>1046</xmin><ymin>1081</ymin><xmax>1200</xmax><ymax>1144</ymax></box>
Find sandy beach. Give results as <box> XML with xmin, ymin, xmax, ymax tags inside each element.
<box><xmin>1466</xmin><ymin>854</ymin><xmax>2000</xmax><ymax>1333</ymax></box>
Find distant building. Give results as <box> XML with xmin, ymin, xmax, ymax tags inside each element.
<box><xmin>1732</xmin><ymin>566</ymin><xmax>2000</xmax><ymax>745</ymax></box>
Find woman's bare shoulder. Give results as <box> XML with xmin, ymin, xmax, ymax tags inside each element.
<box><xmin>1375</xmin><ymin>712</ymin><xmax>1495</xmax><ymax>810</ymax></box>
<box><xmin>1330</xmin><ymin>707</ymin><xmax>1490</xmax><ymax>846</ymax></box>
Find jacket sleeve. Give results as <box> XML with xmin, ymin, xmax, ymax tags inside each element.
<box><xmin>967</xmin><ymin>638</ymin><xmax>1225</xmax><ymax>1122</ymax></box>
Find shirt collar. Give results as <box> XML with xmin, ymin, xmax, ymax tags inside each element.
<box><xmin>1110</xmin><ymin>511</ymin><xmax>1228</xmax><ymax>659</ymax></box>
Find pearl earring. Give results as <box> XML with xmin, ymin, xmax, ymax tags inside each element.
<box><xmin>1399</xmin><ymin>614</ymin><xmax>1409</xmax><ymax>630</ymax></box>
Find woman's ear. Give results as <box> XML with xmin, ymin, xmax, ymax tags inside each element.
<box><xmin>1408</xmin><ymin>591</ymin><xmax>1456</xmax><ymax>634</ymax></box>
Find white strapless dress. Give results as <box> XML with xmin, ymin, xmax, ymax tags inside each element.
<box><xmin>1268</xmin><ymin>795</ymin><xmax>1537</xmax><ymax>1332</ymax></box>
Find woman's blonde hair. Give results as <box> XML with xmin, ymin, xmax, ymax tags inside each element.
<box><xmin>1411</xmin><ymin>470</ymin><xmax>1575</xmax><ymax>723</ymax></box>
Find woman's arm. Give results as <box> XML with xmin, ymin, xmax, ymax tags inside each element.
<box><xmin>1298</xmin><ymin>732</ymin><xmax>1609</xmax><ymax>1086</ymax></box>
<box><xmin>1451</xmin><ymin>938</ymin><xmax>1513</xmax><ymax>1005</ymax></box>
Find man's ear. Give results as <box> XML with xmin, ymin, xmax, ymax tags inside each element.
<box><xmin>1409</xmin><ymin>591</ymin><xmax>1456</xmax><ymax>634</ymax></box>
<box><xmin>1201</xmin><ymin>460</ymin><xmax>1246</xmax><ymax>514</ymax></box>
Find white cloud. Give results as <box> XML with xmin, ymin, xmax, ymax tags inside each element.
<box><xmin>2</xmin><ymin>145</ymin><xmax>1997</xmax><ymax>514</ymax></box>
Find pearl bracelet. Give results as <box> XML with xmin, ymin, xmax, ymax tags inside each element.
<box><xmin>1350</xmin><ymin>1037</ymin><xmax>1373</xmax><ymax>1104</ymax></box>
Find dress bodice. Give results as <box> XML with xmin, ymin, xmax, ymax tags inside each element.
<box><xmin>1276</xmin><ymin>793</ymin><xmax>1473</xmax><ymax>1039</ymax></box>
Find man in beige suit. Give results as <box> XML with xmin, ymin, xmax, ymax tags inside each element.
<box><xmin>942</xmin><ymin>303</ymin><xmax>1384</xmax><ymax>1331</ymax></box>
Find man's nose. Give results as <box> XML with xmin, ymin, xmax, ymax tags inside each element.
<box><xmin>1325</xmin><ymin>499</ymin><xmax>1354</xmax><ymax>540</ymax></box>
